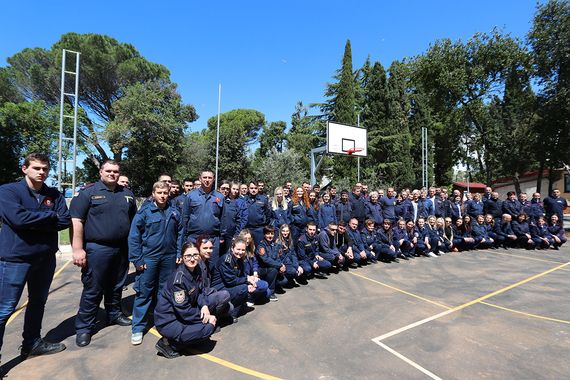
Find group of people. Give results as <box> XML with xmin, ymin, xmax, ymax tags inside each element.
<box><xmin>0</xmin><ymin>154</ymin><xmax>567</xmax><ymax>363</ymax></box>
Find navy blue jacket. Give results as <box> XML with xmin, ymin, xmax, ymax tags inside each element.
<box><xmin>277</xmin><ymin>241</ymin><xmax>299</xmax><ymax>268</ymax></box>
<box><xmin>128</xmin><ymin>202</ymin><xmax>183</xmax><ymax>267</ymax></box>
<box><xmin>397</xmin><ymin>199</ymin><xmax>413</xmax><ymax>221</ymax></box>
<box><xmin>256</xmin><ymin>239</ymin><xmax>283</xmax><ymax>269</ymax></box>
<box><xmin>154</xmin><ymin>265</ymin><xmax>209</xmax><ymax>333</ymax></box>
<box><xmin>318</xmin><ymin>203</ymin><xmax>337</xmax><ymax>230</ymax></box>
<box><xmin>347</xmin><ymin>227</ymin><xmax>366</xmax><ymax>253</ymax></box>
<box><xmin>365</xmin><ymin>202</ymin><xmax>383</xmax><ymax>225</ymax></box>
<box><xmin>417</xmin><ymin>199</ymin><xmax>433</xmax><ymax>219</ymax></box>
<box><xmin>502</xmin><ymin>199</ymin><xmax>522</xmax><ymax>218</ymax></box>
<box><xmin>349</xmin><ymin>193</ymin><xmax>366</xmax><ymax>222</ymax></box>
<box><xmin>290</xmin><ymin>201</ymin><xmax>308</xmax><ymax>228</ymax></box>
<box><xmin>70</xmin><ymin>181</ymin><xmax>136</xmax><ymax>245</ymax></box>
<box><xmin>512</xmin><ymin>220</ymin><xmax>531</xmax><ymax>237</ymax></box>
<box><xmin>245</xmin><ymin>194</ymin><xmax>272</xmax><ymax>228</ymax></box>
<box><xmin>0</xmin><ymin>179</ymin><xmax>70</xmax><ymax>262</ymax></box>
<box><xmin>465</xmin><ymin>200</ymin><xmax>484</xmax><ymax>218</ymax></box>
<box><xmin>212</xmin><ymin>253</ymin><xmax>247</xmax><ymax>290</ymax></box>
<box><xmin>527</xmin><ymin>199</ymin><xmax>544</xmax><ymax>222</ymax></box>
<box><xmin>182</xmin><ymin>187</ymin><xmax>224</xmax><ymax>239</ymax></box>
<box><xmin>317</xmin><ymin>229</ymin><xmax>340</xmax><ymax>260</ymax></box>
<box><xmin>336</xmin><ymin>201</ymin><xmax>352</xmax><ymax>224</ymax></box>
<box><xmin>220</xmin><ymin>197</ymin><xmax>248</xmax><ymax>240</ymax></box>
<box><xmin>484</xmin><ymin>198</ymin><xmax>503</xmax><ymax>219</ymax></box>
<box><xmin>306</xmin><ymin>204</ymin><xmax>319</xmax><ymax>225</ymax></box>
<box><xmin>543</xmin><ymin>196</ymin><xmax>567</xmax><ymax>219</ymax></box>
<box><xmin>296</xmin><ymin>232</ymin><xmax>320</xmax><ymax>264</ymax></box>
<box><xmin>272</xmin><ymin>204</ymin><xmax>291</xmax><ymax>229</ymax></box>
<box><xmin>172</xmin><ymin>194</ymin><xmax>187</xmax><ymax>213</ymax></box>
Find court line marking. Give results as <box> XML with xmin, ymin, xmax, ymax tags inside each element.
<box><xmin>349</xmin><ymin>271</ymin><xmax>452</xmax><ymax>310</ymax></box>
<box><xmin>483</xmin><ymin>250</ymin><xmax>570</xmax><ymax>271</ymax></box>
<box><xmin>479</xmin><ymin>301</ymin><xmax>570</xmax><ymax>325</ymax></box>
<box><xmin>6</xmin><ymin>259</ymin><xmax>73</xmax><ymax>326</ymax></box>
<box><xmin>371</xmin><ymin>261</ymin><xmax>569</xmax><ymax>378</ymax></box>
<box><xmin>373</xmin><ymin>261</ymin><xmax>569</xmax><ymax>342</ymax></box>
<box><xmin>376</xmin><ymin>341</ymin><xmax>443</xmax><ymax>380</ymax></box>
<box><xmin>141</xmin><ymin>323</ymin><xmax>282</xmax><ymax>380</ymax></box>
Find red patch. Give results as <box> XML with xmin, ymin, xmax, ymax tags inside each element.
<box><xmin>215</xmin><ymin>197</ymin><xmax>220</xmax><ymax>203</ymax></box>
<box><xmin>43</xmin><ymin>198</ymin><xmax>54</xmax><ymax>207</ymax></box>
<box><xmin>259</xmin><ymin>247</ymin><xmax>266</xmax><ymax>256</ymax></box>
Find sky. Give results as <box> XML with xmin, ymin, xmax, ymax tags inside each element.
<box><xmin>1</xmin><ymin>1</ymin><xmax>542</xmax><ymax>134</ymax></box>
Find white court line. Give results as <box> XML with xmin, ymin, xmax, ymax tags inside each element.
<box><xmin>370</xmin><ymin>261</ymin><xmax>570</xmax><ymax>379</ymax></box>
<box><xmin>375</xmin><ymin>341</ymin><xmax>443</xmax><ymax>380</ymax></box>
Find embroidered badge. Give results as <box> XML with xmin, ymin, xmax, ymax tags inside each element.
<box><xmin>259</xmin><ymin>247</ymin><xmax>266</xmax><ymax>256</ymax></box>
<box><xmin>91</xmin><ymin>195</ymin><xmax>106</xmax><ymax>200</ymax></box>
<box><xmin>43</xmin><ymin>198</ymin><xmax>53</xmax><ymax>207</ymax></box>
<box><xmin>174</xmin><ymin>290</ymin><xmax>185</xmax><ymax>304</ymax></box>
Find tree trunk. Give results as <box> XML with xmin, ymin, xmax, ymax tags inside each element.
<box><xmin>536</xmin><ymin>160</ymin><xmax>545</xmax><ymax>193</ymax></box>
<box><xmin>512</xmin><ymin>173</ymin><xmax>521</xmax><ymax>195</ymax></box>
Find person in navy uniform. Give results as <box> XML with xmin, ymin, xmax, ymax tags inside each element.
<box><xmin>271</xmin><ymin>186</ymin><xmax>291</xmax><ymax>231</ymax></box>
<box><xmin>70</xmin><ymin>159</ymin><xmax>137</xmax><ymax>347</ymax></box>
<box><xmin>255</xmin><ymin>226</ymin><xmax>282</xmax><ymax>301</ymax></box>
<box><xmin>297</xmin><ymin>223</ymin><xmax>331</xmax><ymax>277</ymax></box>
<box><xmin>0</xmin><ymin>153</ymin><xmax>70</xmax><ymax>362</ymax></box>
<box><xmin>212</xmin><ymin>238</ymin><xmax>267</xmax><ymax>322</ymax></box>
<box><xmin>154</xmin><ymin>242</ymin><xmax>219</xmax><ymax>359</ymax></box>
<box><xmin>502</xmin><ymin>191</ymin><xmax>522</xmax><ymax>219</ymax></box>
<box><xmin>290</xmin><ymin>186</ymin><xmax>309</xmax><ymax>243</ymax></box>
<box><xmin>336</xmin><ymin>190</ymin><xmax>352</xmax><ymax>225</ymax></box>
<box><xmin>182</xmin><ymin>170</ymin><xmax>224</xmax><ymax>268</ymax></box>
<box><xmin>484</xmin><ymin>192</ymin><xmax>503</xmax><ymax>222</ymax></box>
<box><xmin>318</xmin><ymin>192</ymin><xmax>337</xmax><ymax>230</ymax></box>
<box><xmin>220</xmin><ymin>181</ymin><xmax>248</xmax><ymax>255</ymax></box>
<box><xmin>245</xmin><ymin>181</ymin><xmax>272</xmax><ymax>246</ymax></box>
<box><xmin>349</xmin><ymin>184</ymin><xmax>366</xmax><ymax>225</ymax></box>
<box><xmin>346</xmin><ymin>218</ymin><xmax>374</xmax><ymax>264</ymax></box>
<box><xmin>543</xmin><ymin>188</ymin><xmax>568</xmax><ymax>222</ymax></box>
<box><xmin>511</xmin><ymin>213</ymin><xmax>536</xmax><ymax>249</ymax></box>
<box><xmin>548</xmin><ymin>214</ymin><xmax>567</xmax><ymax>249</ymax></box>
<box><xmin>128</xmin><ymin>181</ymin><xmax>184</xmax><ymax>345</ymax></box>
<box><xmin>465</xmin><ymin>193</ymin><xmax>484</xmax><ymax>218</ymax></box>
<box><xmin>317</xmin><ymin>222</ymin><xmax>345</xmax><ymax>269</ymax></box>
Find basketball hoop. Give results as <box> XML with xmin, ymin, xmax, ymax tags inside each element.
<box><xmin>346</xmin><ymin>148</ymin><xmax>364</xmax><ymax>156</ymax></box>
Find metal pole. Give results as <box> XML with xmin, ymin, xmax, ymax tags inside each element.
<box><xmin>215</xmin><ymin>84</ymin><xmax>221</xmax><ymax>190</ymax></box>
<box><xmin>57</xmin><ymin>51</ymin><xmax>67</xmax><ymax>191</ymax></box>
<box><xmin>72</xmin><ymin>51</ymin><xmax>80</xmax><ymax>193</ymax></box>
<box><xmin>425</xmin><ymin>127</ymin><xmax>428</xmax><ymax>189</ymax></box>
<box><xmin>357</xmin><ymin>113</ymin><xmax>360</xmax><ymax>182</ymax></box>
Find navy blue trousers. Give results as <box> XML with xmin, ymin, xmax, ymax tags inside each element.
<box><xmin>75</xmin><ymin>242</ymin><xmax>128</xmax><ymax>334</ymax></box>
<box><xmin>0</xmin><ymin>254</ymin><xmax>56</xmax><ymax>355</ymax></box>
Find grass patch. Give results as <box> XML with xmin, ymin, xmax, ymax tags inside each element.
<box><xmin>59</xmin><ymin>228</ymin><xmax>71</xmax><ymax>245</ymax></box>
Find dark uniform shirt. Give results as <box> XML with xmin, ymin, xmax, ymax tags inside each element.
<box><xmin>154</xmin><ymin>265</ymin><xmax>208</xmax><ymax>333</ymax></box>
<box><xmin>70</xmin><ymin>181</ymin><xmax>136</xmax><ymax>244</ymax></box>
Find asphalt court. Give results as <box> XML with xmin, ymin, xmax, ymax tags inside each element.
<box><xmin>1</xmin><ymin>245</ymin><xmax>569</xmax><ymax>379</ymax></box>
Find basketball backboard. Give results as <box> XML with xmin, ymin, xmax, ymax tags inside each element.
<box><xmin>327</xmin><ymin>121</ymin><xmax>367</xmax><ymax>157</ymax></box>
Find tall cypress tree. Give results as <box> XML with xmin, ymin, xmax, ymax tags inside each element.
<box><xmin>321</xmin><ymin>40</ymin><xmax>359</xmax><ymax>181</ymax></box>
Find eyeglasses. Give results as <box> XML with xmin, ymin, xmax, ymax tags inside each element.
<box><xmin>183</xmin><ymin>253</ymin><xmax>200</xmax><ymax>260</ymax></box>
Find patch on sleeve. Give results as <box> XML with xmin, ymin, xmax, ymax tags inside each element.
<box><xmin>174</xmin><ymin>290</ymin><xmax>185</xmax><ymax>304</ymax></box>
<box><xmin>259</xmin><ymin>247</ymin><xmax>266</xmax><ymax>256</ymax></box>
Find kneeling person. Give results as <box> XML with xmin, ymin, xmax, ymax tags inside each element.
<box><xmin>154</xmin><ymin>242</ymin><xmax>218</xmax><ymax>359</ymax></box>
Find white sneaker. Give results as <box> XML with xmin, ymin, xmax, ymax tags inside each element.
<box><xmin>246</xmin><ymin>301</ymin><xmax>254</xmax><ymax>307</ymax></box>
<box><xmin>427</xmin><ymin>252</ymin><xmax>437</xmax><ymax>257</ymax></box>
<box><xmin>131</xmin><ymin>332</ymin><xmax>143</xmax><ymax>345</ymax></box>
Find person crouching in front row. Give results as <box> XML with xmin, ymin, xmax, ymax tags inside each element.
<box><xmin>153</xmin><ymin>242</ymin><xmax>219</xmax><ymax>359</ymax></box>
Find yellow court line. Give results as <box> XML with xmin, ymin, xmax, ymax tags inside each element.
<box><xmin>6</xmin><ymin>259</ymin><xmax>73</xmax><ymax>326</ymax></box>
<box><xmin>349</xmin><ymin>272</ymin><xmax>452</xmax><ymax>310</ymax></box>
<box><xmin>143</xmin><ymin>324</ymin><xmax>283</xmax><ymax>380</ymax></box>
<box><xmin>479</xmin><ymin>301</ymin><xmax>570</xmax><ymax>325</ymax></box>
<box><xmin>373</xmin><ymin>261</ymin><xmax>570</xmax><ymax>342</ymax></box>
<box><xmin>485</xmin><ymin>250</ymin><xmax>570</xmax><ymax>271</ymax></box>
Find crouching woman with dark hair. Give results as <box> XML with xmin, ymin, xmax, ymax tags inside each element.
<box><xmin>154</xmin><ymin>242</ymin><xmax>219</xmax><ymax>359</ymax></box>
